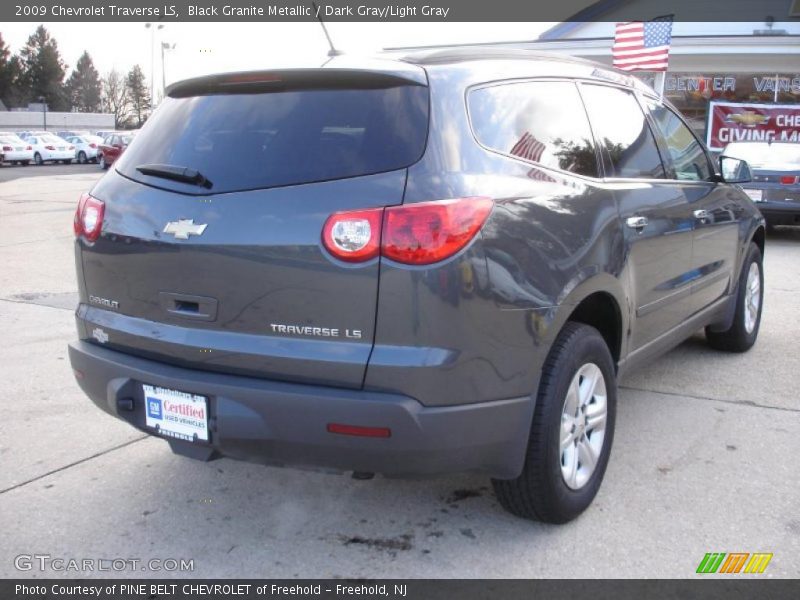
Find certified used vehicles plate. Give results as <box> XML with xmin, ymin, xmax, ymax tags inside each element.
<box><xmin>743</xmin><ymin>189</ymin><xmax>763</xmax><ymax>202</ymax></box>
<box><xmin>143</xmin><ymin>384</ymin><xmax>209</xmax><ymax>442</ymax></box>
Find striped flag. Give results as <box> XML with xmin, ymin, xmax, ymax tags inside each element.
<box><xmin>612</xmin><ymin>17</ymin><xmax>673</xmax><ymax>72</ymax></box>
<box><xmin>510</xmin><ymin>132</ymin><xmax>546</xmax><ymax>163</ymax></box>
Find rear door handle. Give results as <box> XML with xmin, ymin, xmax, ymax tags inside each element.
<box><xmin>626</xmin><ymin>216</ymin><xmax>648</xmax><ymax>230</ymax></box>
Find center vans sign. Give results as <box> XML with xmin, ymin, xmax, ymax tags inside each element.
<box><xmin>707</xmin><ymin>101</ymin><xmax>800</xmax><ymax>151</ymax></box>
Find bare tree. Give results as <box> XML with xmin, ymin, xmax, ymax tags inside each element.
<box><xmin>101</xmin><ymin>69</ymin><xmax>130</xmax><ymax>128</ymax></box>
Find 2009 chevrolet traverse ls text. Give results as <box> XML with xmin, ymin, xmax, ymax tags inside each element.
<box><xmin>69</xmin><ymin>50</ymin><xmax>765</xmax><ymax>523</ymax></box>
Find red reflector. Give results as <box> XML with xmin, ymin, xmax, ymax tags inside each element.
<box><xmin>327</xmin><ymin>423</ymin><xmax>391</xmax><ymax>438</ymax></box>
<box><xmin>382</xmin><ymin>197</ymin><xmax>494</xmax><ymax>265</ymax></box>
<box><xmin>780</xmin><ymin>175</ymin><xmax>797</xmax><ymax>185</ymax></box>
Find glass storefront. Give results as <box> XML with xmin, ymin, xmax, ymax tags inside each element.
<box><xmin>636</xmin><ymin>73</ymin><xmax>800</xmax><ymax>138</ymax></box>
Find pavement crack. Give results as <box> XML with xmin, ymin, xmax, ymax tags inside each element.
<box><xmin>0</xmin><ymin>235</ymin><xmax>72</xmax><ymax>248</ymax></box>
<box><xmin>620</xmin><ymin>385</ymin><xmax>799</xmax><ymax>413</ymax></box>
<box><xmin>0</xmin><ymin>297</ymin><xmax>74</xmax><ymax>311</ymax></box>
<box><xmin>0</xmin><ymin>436</ymin><xmax>148</xmax><ymax>495</ymax></box>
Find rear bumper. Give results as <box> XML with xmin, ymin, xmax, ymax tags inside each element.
<box><xmin>68</xmin><ymin>340</ymin><xmax>534</xmax><ymax>478</ymax></box>
<box><xmin>756</xmin><ymin>200</ymin><xmax>800</xmax><ymax>226</ymax></box>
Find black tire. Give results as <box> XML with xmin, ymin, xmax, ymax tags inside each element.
<box><xmin>492</xmin><ymin>322</ymin><xmax>617</xmax><ymax>523</ymax></box>
<box><xmin>22</xmin><ymin>161</ymin><xmax>30</xmax><ymax>166</ymax></box>
<box><xmin>78</xmin><ymin>151</ymin><xmax>87</xmax><ymax>164</ymax></box>
<box><xmin>34</xmin><ymin>152</ymin><xmax>43</xmax><ymax>165</ymax></box>
<box><xmin>705</xmin><ymin>242</ymin><xmax>763</xmax><ymax>352</ymax></box>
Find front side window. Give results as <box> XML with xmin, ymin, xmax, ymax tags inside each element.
<box><xmin>468</xmin><ymin>81</ymin><xmax>599</xmax><ymax>178</ymax></box>
<box><xmin>646</xmin><ymin>100</ymin><xmax>712</xmax><ymax>181</ymax></box>
<box><xmin>580</xmin><ymin>84</ymin><xmax>665</xmax><ymax>179</ymax></box>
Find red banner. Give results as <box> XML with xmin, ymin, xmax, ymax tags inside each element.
<box><xmin>707</xmin><ymin>101</ymin><xmax>800</xmax><ymax>151</ymax></box>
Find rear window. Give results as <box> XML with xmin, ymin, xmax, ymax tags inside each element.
<box><xmin>117</xmin><ymin>85</ymin><xmax>429</xmax><ymax>194</ymax></box>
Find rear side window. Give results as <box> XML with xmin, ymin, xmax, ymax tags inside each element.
<box><xmin>645</xmin><ymin>100</ymin><xmax>712</xmax><ymax>181</ymax></box>
<box><xmin>468</xmin><ymin>81</ymin><xmax>599</xmax><ymax>178</ymax></box>
<box><xmin>117</xmin><ymin>85</ymin><xmax>429</xmax><ymax>193</ymax></box>
<box><xmin>580</xmin><ymin>84</ymin><xmax>665</xmax><ymax>179</ymax></box>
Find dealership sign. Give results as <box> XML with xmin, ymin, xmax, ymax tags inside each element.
<box><xmin>707</xmin><ymin>101</ymin><xmax>800</xmax><ymax>151</ymax></box>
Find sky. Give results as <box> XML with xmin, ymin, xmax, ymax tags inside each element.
<box><xmin>1</xmin><ymin>22</ymin><xmax>554</xmax><ymax>98</ymax></box>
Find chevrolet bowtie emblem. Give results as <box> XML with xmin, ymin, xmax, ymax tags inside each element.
<box><xmin>163</xmin><ymin>219</ymin><xmax>208</xmax><ymax>240</ymax></box>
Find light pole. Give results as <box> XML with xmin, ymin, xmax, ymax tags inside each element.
<box><xmin>39</xmin><ymin>96</ymin><xmax>47</xmax><ymax>131</ymax></box>
<box><xmin>161</xmin><ymin>42</ymin><xmax>176</xmax><ymax>101</ymax></box>
<box><xmin>144</xmin><ymin>23</ymin><xmax>164</xmax><ymax>104</ymax></box>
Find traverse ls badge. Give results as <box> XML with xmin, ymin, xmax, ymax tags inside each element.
<box><xmin>163</xmin><ymin>219</ymin><xmax>208</xmax><ymax>240</ymax></box>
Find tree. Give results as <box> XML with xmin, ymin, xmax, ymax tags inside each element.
<box><xmin>18</xmin><ymin>25</ymin><xmax>69</xmax><ymax>110</ymax></box>
<box><xmin>101</xmin><ymin>69</ymin><xmax>130</xmax><ymax>128</ymax></box>
<box><xmin>126</xmin><ymin>65</ymin><xmax>151</xmax><ymax>127</ymax></box>
<box><xmin>0</xmin><ymin>33</ymin><xmax>25</xmax><ymax>108</ymax></box>
<box><xmin>66</xmin><ymin>51</ymin><xmax>102</xmax><ymax>112</ymax></box>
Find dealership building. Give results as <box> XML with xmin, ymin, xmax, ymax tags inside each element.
<box><xmin>528</xmin><ymin>18</ymin><xmax>800</xmax><ymax>142</ymax></box>
<box><xmin>391</xmin><ymin>3</ymin><xmax>800</xmax><ymax>149</ymax></box>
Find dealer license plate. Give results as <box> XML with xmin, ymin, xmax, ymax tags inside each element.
<box><xmin>143</xmin><ymin>384</ymin><xmax>209</xmax><ymax>442</ymax></box>
<box><xmin>743</xmin><ymin>189</ymin><xmax>763</xmax><ymax>202</ymax></box>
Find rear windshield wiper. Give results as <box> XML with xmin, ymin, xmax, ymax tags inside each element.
<box><xmin>136</xmin><ymin>164</ymin><xmax>213</xmax><ymax>189</ymax></box>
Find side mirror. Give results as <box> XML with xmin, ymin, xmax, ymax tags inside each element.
<box><xmin>718</xmin><ymin>156</ymin><xmax>752</xmax><ymax>184</ymax></box>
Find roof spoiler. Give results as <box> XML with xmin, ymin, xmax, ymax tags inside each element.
<box><xmin>167</xmin><ymin>67</ymin><xmax>427</xmax><ymax>98</ymax></box>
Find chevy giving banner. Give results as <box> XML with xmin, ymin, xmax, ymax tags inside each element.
<box><xmin>708</xmin><ymin>101</ymin><xmax>800</xmax><ymax>151</ymax></box>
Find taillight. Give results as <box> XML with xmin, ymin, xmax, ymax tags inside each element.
<box><xmin>2</xmin><ymin>146</ymin><xmax>11</xmax><ymax>151</ymax></box>
<box><xmin>26</xmin><ymin>146</ymin><xmax>32</xmax><ymax>150</ymax></box>
<box><xmin>69</xmin><ymin>145</ymin><xmax>75</xmax><ymax>150</ymax></box>
<box><xmin>780</xmin><ymin>175</ymin><xmax>798</xmax><ymax>185</ymax></box>
<box><xmin>383</xmin><ymin>197</ymin><xmax>493</xmax><ymax>265</ymax></box>
<box><xmin>89</xmin><ymin>143</ymin><xmax>97</xmax><ymax>148</ymax></box>
<box><xmin>321</xmin><ymin>197</ymin><xmax>494</xmax><ymax>266</ymax></box>
<box><xmin>73</xmin><ymin>193</ymin><xmax>105</xmax><ymax>242</ymax></box>
<box><xmin>45</xmin><ymin>145</ymin><xmax>55</xmax><ymax>150</ymax></box>
<box><xmin>322</xmin><ymin>208</ymin><xmax>383</xmax><ymax>262</ymax></box>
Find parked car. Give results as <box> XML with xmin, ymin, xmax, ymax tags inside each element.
<box><xmin>27</xmin><ymin>134</ymin><xmax>75</xmax><ymax>165</ymax></box>
<box><xmin>722</xmin><ymin>141</ymin><xmax>800</xmax><ymax>229</ymax></box>
<box><xmin>97</xmin><ymin>133</ymin><xmax>134</xmax><ymax>169</ymax></box>
<box><xmin>67</xmin><ymin>135</ymin><xmax>104</xmax><ymax>164</ymax></box>
<box><xmin>56</xmin><ymin>130</ymin><xmax>91</xmax><ymax>139</ymax></box>
<box><xmin>0</xmin><ymin>135</ymin><xmax>34</xmax><ymax>165</ymax></box>
<box><xmin>95</xmin><ymin>130</ymin><xmax>118</xmax><ymax>140</ymax></box>
<box><xmin>69</xmin><ymin>51</ymin><xmax>765</xmax><ymax>523</ymax></box>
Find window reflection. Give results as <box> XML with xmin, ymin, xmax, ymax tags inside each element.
<box><xmin>580</xmin><ymin>84</ymin><xmax>665</xmax><ymax>179</ymax></box>
<box><xmin>469</xmin><ymin>81</ymin><xmax>599</xmax><ymax>178</ymax></box>
<box><xmin>646</xmin><ymin>100</ymin><xmax>712</xmax><ymax>181</ymax></box>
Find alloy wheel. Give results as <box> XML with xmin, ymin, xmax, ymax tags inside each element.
<box><xmin>560</xmin><ymin>363</ymin><xmax>608</xmax><ymax>490</ymax></box>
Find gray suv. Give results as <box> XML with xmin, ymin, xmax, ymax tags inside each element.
<box><xmin>69</xmin><ymin>50</ymin><xmax>764</xmax><ymax>523</ymax></box>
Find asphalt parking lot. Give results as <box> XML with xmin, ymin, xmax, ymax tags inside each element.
<box><xmin>0</xmin><ymin>166</ymin><xmax>798</xmax><ymax>579</ymax></box>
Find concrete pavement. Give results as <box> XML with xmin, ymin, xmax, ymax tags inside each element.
<box><xmin>0</xmin><ymin>167</ymin><xmax>798</xmax><ymax>578</ymax></box>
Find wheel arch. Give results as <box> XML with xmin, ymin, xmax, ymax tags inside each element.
<box><xmin>546</xmin><ymin>275</ymin><xmax>628</xmax><ymax>371</ymax></box>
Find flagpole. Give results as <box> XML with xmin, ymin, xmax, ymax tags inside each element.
<box><xmin>654</xmin><ymin>71</ymin><xmax>666</xmax><ymax>100</ymax></box>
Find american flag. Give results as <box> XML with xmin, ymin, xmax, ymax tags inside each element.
<box><xmin>612</xmin><ymin>17</ymin><xmax>673</xmax><ymax>72</ymax></box>
<box><xmin>510</xmin><ymin>132</ymin><xmax>546</xmax><ymax>163</ymax></box>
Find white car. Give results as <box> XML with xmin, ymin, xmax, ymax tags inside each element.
<box><xmin>0</xmin><ymin>135</ymin><xmax>34</xmax><ymax>165</ymax></box>
<box><xmin>27</xmin><ymin>134</ymin><xmax>75</xmax><ymax>165</ymax></box>
<box><xmin>66</xmin><ymin>135</ymin><xmax>103</xmax><ymax>164</ymax></box>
